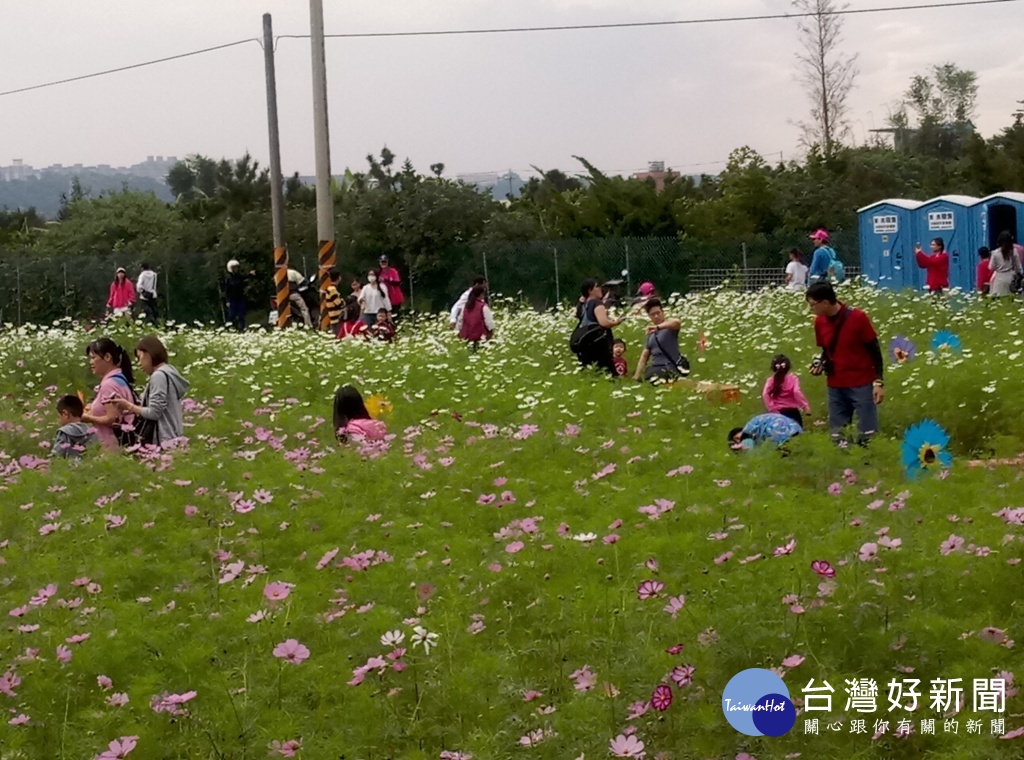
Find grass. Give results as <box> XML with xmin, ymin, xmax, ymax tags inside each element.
<box><xmin>0</xmin><ymin>283</ymin><xmax>1022</xmax><ymax>759</ymax></box>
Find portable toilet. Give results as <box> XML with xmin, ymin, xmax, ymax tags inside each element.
<box><xmin>913</xmin><ymin>195</ymin><xmax>978</xmax><ymax>291</ymax></box>
<box><xmin>857</xmin><ymin>199</ymin><xmax>923</xmax><ymax>290</ymax></box>
<box><xmin>976</xmin><ymin>192</ymin><xmax>1024</xmax><ymax>250</ymax></box>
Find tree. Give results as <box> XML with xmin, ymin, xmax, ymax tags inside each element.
<box><xmin>792</xmin><ymin>0</ymin><xmax>858</xmax><ymax>156</ymax></box>
<box><xmin>904</xmin><ymin>63</ymin><xmax>978</xmax><ymax>125</ymax></box>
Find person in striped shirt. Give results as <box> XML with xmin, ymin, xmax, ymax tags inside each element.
<box><xmin>323</xmin><ymin>270</ymin><xmax>344</xmax><ymax>332</ymax></box>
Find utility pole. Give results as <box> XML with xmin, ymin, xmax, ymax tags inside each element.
<box><xmin>263</xmin><ymin>13</ymin><xmax>291</xmax><ymax>327</ymax></box>
<box><xmin>309</xmin><ymin>0</ymin><xmax>335</xmax><ymax>330</ymax></box>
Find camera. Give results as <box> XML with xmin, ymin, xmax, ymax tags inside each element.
<box><xmin>810</xmin><ymin>356</ymin><xmax>832</xmax><ymax>376</ymax></box>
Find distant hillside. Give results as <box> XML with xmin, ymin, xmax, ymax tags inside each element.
<box><xmin>0</xmin><ymin>171</ymin><xmax>173</xmax><ymax>217</ymax></box>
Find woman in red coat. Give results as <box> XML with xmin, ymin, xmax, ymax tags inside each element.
<box><xmin>107</xmin><ymin>267</ymin><xmax>137</xmax><ymax>318</ymax></box>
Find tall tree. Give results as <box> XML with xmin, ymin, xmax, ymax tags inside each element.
<box><xmin>903</xmin><ymin>63</ymin><xmax>978</xmax><ymax>125</ymax></box>
<box><xmin>792</xmin><ymin>0</ymin><xmax>858</xmax><ymax>156</ymax></box>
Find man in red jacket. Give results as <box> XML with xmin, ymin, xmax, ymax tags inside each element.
<box><xmin>914</xmin><ymin>237</ymin><xmax>950</xmax><ymax>293</ymax></box>
<box><xmin>807</xmin><ymin>282</ymin><xmax>885</xmax><ymax>445</ymax></box>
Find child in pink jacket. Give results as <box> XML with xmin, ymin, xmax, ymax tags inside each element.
<box><xmin>761</xmin><ymin>354</ymin><xmax>811</xmax><ymax>428</ymax></box>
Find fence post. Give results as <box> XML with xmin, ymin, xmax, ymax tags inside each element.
<box><xmin>16</xmin><ymin>259</ymin><xmax>22</xmax><ymax>326</ymax></box>
<box><xmin>408</xmin><ymin>266</ymin><xmax>415</xmax><ymax>313</ymax></box>
<box><xmin>482</xmin><ymin>249</ymin><xmax>489</xmax><ymax>290</ymax></box>
<box><xmin>741</xmin><ymin>242</ymin><xmax>748</xmax><ymax>291</ymax></box>
<box><xmin>63</xmin><ymin>262</ymin><xmax>69</xmax><ymax>317</ymax></box>
<box><xmin>625</xmin><ymin>239</ymin><xmax>631</xmax><ymax>296</ymax></box>
<box><xmin>552</xmin><ymin>245</ymin><xmax>561</xmax><ymax>306</ymax></box>
<box><xmin>165</xmin><ymin>262</ymin><xmax>172</xmax><ymax>323</ymax></box>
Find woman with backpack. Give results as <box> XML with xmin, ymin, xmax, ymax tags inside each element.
<box><xmin>80</xmin><ymin>337</ymin><xmax>137</xmax><ymax>451</ymax></box>
<box><xmin>571</xmin><ymin>279</ymin><xmax>624</xmax><ymax>375</ymax></box>
<box><xmin>807</xmin><ymin>229</ymin><xmax>844</xmax><ymax>284</ymax></box>
<box><xmin>456</xmin><ymin>284</ymin><xmax>495</xmax><ymax>349</ymax></box>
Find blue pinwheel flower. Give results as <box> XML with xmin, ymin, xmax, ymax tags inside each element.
<box><xmin>889</xmin><ymin>335</ymin><xmax>916</xmax><ymax>364</ymax></box>
<box><xmin>901</xmin><ymin>420</ymin><xmax>953</xmax><ymax>480</ymax></box>
<box><xmin>931</xmin><ymin>330</ymin><xmax>961</xmax><ymax>353</ymax></box>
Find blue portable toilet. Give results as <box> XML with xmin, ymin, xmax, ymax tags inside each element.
<box><xmin>975</xmin><ymin>192</ymin><xmax>1024</xmax><ymax>250</ymax></box>
<box><xmin>913</xmin><ymin>195</ymin><xmax>978</xmax><ymax>291</ymax></box>
<box><xmin>857</xmin><ymin>199</ymin><xmax>923</xmax><ymax>290</ymax></box>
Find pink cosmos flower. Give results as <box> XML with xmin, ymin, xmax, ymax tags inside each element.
<box><xmin>263</xmin><ymin>582</ymin><xmax>292</xmax><ymax>602</ymax></box>
<box><xmin>268</xmin><ymin>739</ymin><xmax>302</xmax><ymax>757</ymax></box>
<box><xmin>476</xmin><ymin>493</ymin><xmax>496</xmax><ymax>505</ymax></box>
<box><xmin>940</xmin><ymin>534</ymin><xmax>965</xmax><ymax>555</ymax></box>
<box><xmin>0</xmin><ymin>671</ymin><xmax>22</xmax><ymax>697</ymax></box>
<box><xmin>316</xmin><ymin>548</ymin><xmax>339</xmax><ymax>570</ymax></box>
<box><xmin>650</xmin><ymin>683</ymin><xmax>673</xmax><ymax>711</ymax></box>
<box><xmin>827</xmin><ymin>482</ymin><xmax>842</xmax><ymax>495</ymax></box>
<box><xmin>66</xmin><ymin>633</ymin><xmax>91</xmax><ymax>644</ymax></box>
<box><xmin>233</xmin><ymin>499</ymin><xmax>256</xmax><ymax>514</ymax></box>
<box><xmin>781</xmin><ymin>654</ymin><xmax>805</xmax><ymax>668</ymax></box>
<box><xmin>670</xmin><ymin>664</ymin><xmax>695</xmax><ymax>687</ymax></box>
<box><xmin>505</xmin><ymin>541</ymin><xmax>525</xmax><ymax>554</ymax></box>
<box><xmin>569</xmin><ymin>665</ymin><xmax>597</xmax><ymax>691</ymax></box>
<box><xmin>609</xmin><ymin>733</ymin><xmax>645</xmax><ymax>757</ymax></box>
<box><xmin>8</xmin><ymin>714</ymin><xmax>29</xmax><ymax>725</ymax></box>
<box><xmin>523</xmin><ymin>690</ymin><xmax>543</xmax><ymax>701</ymax></box>
<box><xmin>106</xmin><ymin>693</ymin><xmax>129</xmax><ymax>707</ymax></box>
<box><xmin>665</xmin><ymin>643</ymin><xmax>684</xmax><ymax>655</ymax></box>
<box><xmin>252</xmin><ymin>489</ymin><xmax>273</xmax><ymax>504</ymax></box>
<box><xmin>183</xmin><ymin>505</ymin><xmax>198</xmax><ymax>517</ymax></box>
<box><xmin>1001</xmin><ymin>725</ymin><xmax>1024</xmax><ymax>739</ymax></box>
<box><xmin>637</xmin><ymin>580</ymin><xmax>665</xmax><ymax>599</ymax></box>
<box><xmin>773</xmin><ymin>539</ymin><xmax>796</xmax><ymax>557</ymax></box>
<box><xmin>980</xmin><ymin>627</ymin><xmax>1008</xmax><ymax>644</ymax></box>
<box><xmin>56</xmin><ymin>645</ymin><xmax>72</xmax><ymax>663</ymax></box>
<box><xmin>273</xmin><ymin>639</ymin><xmax>310</xmax><ymax>664</ymax></box>
<box><xmin>714</xmin><ymin>551</ymin><xmax>733</xmax><ymax>564</ymax></box>
<box><xmin>858</xmin><ymin>542</ymin><xmax>878</xmax><ymax>562</ymax></box>
<box><xmin>94</xmin><ymin>735</ymin><xmax>138</xmax><ymax>759</ymax></box>
<box><xmin>663</xmin><ymin>595</ymin><xmax>685</xmax><ymax>618</ymax></box>
<box><xmin>811</xmin><ymin>560</ymin><xmax>835</xmax><ymax>578</ymax></box>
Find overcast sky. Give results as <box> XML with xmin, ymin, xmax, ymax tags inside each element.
<box><xmin>2</xmin><ymin>0</ymin><xmax>1022</xmax><ymax>180</ymax></box>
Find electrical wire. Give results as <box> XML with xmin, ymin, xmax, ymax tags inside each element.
<box><xmin>0</xmin><ymin>0</ymin><xmax>1017</xmax><ymax>98</ymax></box>
<box><xmin>0</xmin><ymin>39</ymin><xmax>258</xmax><ymax>98</ymax></box>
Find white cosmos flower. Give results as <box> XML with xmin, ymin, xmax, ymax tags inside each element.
<box><xmin>411</xmin><ymin>625</ymin><xmax>438</xmax><ymax>655</ymax></box>
<box><xmin>380</xmin><ymin>629</ymin><xmax>405</xmax><ymax>647</ymax></box>
<box><xmin>572</xmin><ymin>532</ymin><xmax>597</xmax><ymax>543</ymax></box>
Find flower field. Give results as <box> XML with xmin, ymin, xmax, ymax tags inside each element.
<box><xmin>0</xmin><ymin>284</ymin><xmax>1022</xmax><ymax>759</ymax></box>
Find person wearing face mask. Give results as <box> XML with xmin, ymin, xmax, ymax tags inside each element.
<box><xmin>358</xmin><ymin>268</ymin><xmax>391</xmax><ymax>327</ymax></box>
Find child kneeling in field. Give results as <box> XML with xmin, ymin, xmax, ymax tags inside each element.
<box><xmin>52</xmin><ymin>394</ymin><xmax>97</xmax><ymax>459</ymax></box>
<box><xmin>333</xmin><ymin>385</ymin><xmax>388</xmax><ymax>444</ymax></box>
<box><xmin>728</xmin><ymin>410</ymin><xmax>803</xmax><ymax>451</ymax></box>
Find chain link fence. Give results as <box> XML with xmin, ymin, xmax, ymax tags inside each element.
<box><xmin>0</xmin><ymin>230</ymin><xmax>860</xmax><ymax>325</ymax></box>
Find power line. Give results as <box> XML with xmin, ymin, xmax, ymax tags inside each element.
<box><xmin>0</xmin><ymin>39</ymin><xmax>258</xmax><ymax>98</ymax></box>
<box><xmin>0</xmin><ymin>0</ymin><xmax>1017</xmax><ymax>98</ymax></box>
<box><xmin>290</xmin><ymin>0</ymin><xmax>1019</xmax><ymax>39</ymax></box>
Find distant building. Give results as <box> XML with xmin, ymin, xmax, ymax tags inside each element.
<box><xmin>632</xmin><ymin>161</ymin><xmax>680</xmax><ymax>192</ymax></box>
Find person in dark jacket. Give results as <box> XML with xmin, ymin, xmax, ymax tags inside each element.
<box><xmin>52</xmin><ymin>395</ymin><xmax>97</xmax><ymax>459</ymax></box>
<box><xmin>224</xmin><ymin>260</ymin><xmax>255</xmax><ymax>331</ymax></box>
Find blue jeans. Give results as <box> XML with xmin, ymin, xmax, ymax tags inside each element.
<box><xmin>827</xmin><ymin>384</ymin><xmax>878</xmax><ymax>443</ymax></box>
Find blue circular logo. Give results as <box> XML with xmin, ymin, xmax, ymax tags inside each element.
<box><xmin>722</xmin><ymin>669</ymin><xmax>796</xmax><ymax>736</ymax></box>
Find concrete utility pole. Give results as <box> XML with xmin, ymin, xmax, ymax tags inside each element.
<box><xmin>309</xmin><ymin>0</ymin><xmax>335</xmax><ymax>329</ymax></box>
<box><xmin>263</xmin><ymin>13</ymin><xmax>291</xmax><ymax>327</ymax></box>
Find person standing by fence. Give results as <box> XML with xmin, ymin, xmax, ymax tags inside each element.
<box><xmin>807</xmin><ymin>230</ymin><xmax>836</xmax><ymax>284</ymax></box>
<box><xmin>785</xmin><ymin>249</ymin><xmax>808</xmax><ymax>292</ymax></box>
<box><xmin>136</xmin><ymin>263</ymin><xmax>158</xmax><ymax>324</ymax></box>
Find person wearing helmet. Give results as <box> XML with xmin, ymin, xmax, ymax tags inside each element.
<box><xmin>807</xmin><ymin>229</ymin><xmax>836</xmax><ymax>284</ymax></box>
<box><xmin>224</xmin><ymin>259</ymin><xmax>255</xmax><ymax>331</ymax></box>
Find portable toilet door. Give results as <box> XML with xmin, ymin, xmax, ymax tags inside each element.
<box><xmin>977</xmin><ymin>192</ymin><xmax>1024</xmax><ymax>249</ymax></box>
<box><xmin>914</xmin><ymin>195</ymin><xmax>978</xmax><ymax>291</ymax></box>
<box><xmin>857</xmin><ymin>199</ymin><xmax>922</xmax><ymax>290</ymax></box>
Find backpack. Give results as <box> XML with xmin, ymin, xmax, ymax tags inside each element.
<box><xmin>828</xmin><ymin>250</ymin><xmax>846</xmax><ymax>283</ymax></box>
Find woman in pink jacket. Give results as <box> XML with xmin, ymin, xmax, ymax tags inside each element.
<box><xmin>107</xmin><ymin>267</ymin><xmax>137</xmax><ymax>318</ymax></box>
<box><xmin>761</xmin><ymin>354</ymin><xmax>811</xmax><ymax>428</ymax></box>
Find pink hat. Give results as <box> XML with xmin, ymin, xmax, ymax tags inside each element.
<box><xmin>809</xmin><ymin>228</ymin><xmax>830</xmax><ymax>242</ymax></box>
<box><xmin>637</xmin><ymin>281</ymin><xmax>656</xmax><ymax>296</ymax></box>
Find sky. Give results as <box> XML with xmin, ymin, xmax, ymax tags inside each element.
<box><xmin>1</xmin><ymin>0</ymin><xmax>1022</xmax><ymax>180</ymax></box>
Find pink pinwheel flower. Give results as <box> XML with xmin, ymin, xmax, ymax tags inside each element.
<box><xmin>650</xmin><ymin>683</ymin><xmax>673</xmax><ymax>711</ymax></box>
<box><xmin>273</xmin><ymin>639</ymin><xmax>310</xmax><ymax>665</ymax></box>
<box><xmin>811</xmin><ymin>560</ymin><xmax>835</xmax><ymax>578</ymax></box>
<box><xmin>636</xmin><ymin>580</ymin><xmax>664</xmax><ymax>599</ymax></box>
<box><xmin>609</xmin><ymin>733</ymin><xmax>645</xmax><ymax>757</ymax></box>
<box><xmin>94</xmin><ymin>735</ymin><xmax>138</xmax><ymax>759</ymax></box>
